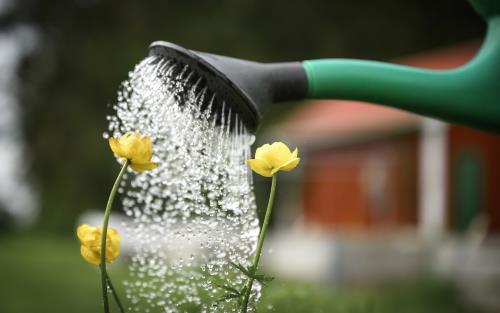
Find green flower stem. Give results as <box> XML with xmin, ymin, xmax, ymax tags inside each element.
<box><xmin>241</xmin><ymin>174</ymin><xmax>277</xmax><ymax>313</ymax></box>
<box><xmin>100</xmin><ymin>160</ymin><xmax>129</xmax><ymax>313</ymax></box>
<box><xmin>106</xmin><ymin>272</ymin><xmax>126</xmax><ymax>313</ymax></box>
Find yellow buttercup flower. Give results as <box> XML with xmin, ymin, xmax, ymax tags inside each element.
<box><xmin>76</xmin><ymin>224</ymin><xmax>121</xmax><ymax>265</ymax></box>
<box><xmin>109</xmin><ymin>132</ymin><xmax>158</xmax><ymax>172</ymax></box>
<box><xmin>246</xmin><ymin>142</ymin><xmax>300</xmax><ymax>177</ymax></box>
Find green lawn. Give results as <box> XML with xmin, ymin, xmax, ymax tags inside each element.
<box><xmin>0</xmin><ymin>234</ymin><xmax>482</xmax><ymax>313</ymax></box>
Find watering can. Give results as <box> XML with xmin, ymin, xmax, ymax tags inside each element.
<box><xmin>149</xmin><ymin>0</ymin><xmax>500</xmax><ymax>133</ymax></box>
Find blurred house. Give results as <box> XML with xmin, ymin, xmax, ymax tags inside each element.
<box><xmin>272</xmin><ymin>40</ymin><xmax>500</xmax><ymax>238</ymax></box>
<box><xmin>262</xmin><ymin>41</ymin><xmax>500</xmax><ymax>311</ymax></box>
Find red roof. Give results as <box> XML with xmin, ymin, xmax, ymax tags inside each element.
<box><xmin>278</xmin><ymin>40</ymin><xmax>481</xmax><ymax>145</ymax></box>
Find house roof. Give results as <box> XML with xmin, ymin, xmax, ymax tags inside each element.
<box><xmin>277</xmin><ymin>40</ymin><xmax>481</xmax><ymax>146</ymax></box>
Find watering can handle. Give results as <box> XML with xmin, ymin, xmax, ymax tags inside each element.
<box><xmin>302</xmin><ymin>8</ymin><xmax>500</xmax><ymax>133</ymax></box>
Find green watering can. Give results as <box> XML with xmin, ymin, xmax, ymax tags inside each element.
<box><xmin>149</xmin><ymin>0</ymin><xmax>500</xmax><ymax>133</ymax></box>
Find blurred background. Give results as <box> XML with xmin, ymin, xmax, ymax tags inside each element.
<box><xmin>1</xmin><ymin>0</ymin><xmax>499</xmax><ymax>312</ymax></box>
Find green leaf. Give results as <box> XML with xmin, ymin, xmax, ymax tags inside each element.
<box><xmin>230</xmin><ymin>261</ymin><xmax>275</xmax><ymax>286</ymax></box>
<box><xmin>255</xmin><ymin>274</ymin><xmax>274</xmax><ymax>284</ymax></box>
<box><xmin>230</xmin><ymin>261</ymin><xmax>253</xmax><ymax>277</ymax></box>
<box><xmin>214</xmin><ymin>282</ymin><xmax>241</xmax><ymax>295</ymax></box>
<box><xmin>216</xmin><ymin>293</ymin><xmax>241</xmax><ymax>303</ymax></box>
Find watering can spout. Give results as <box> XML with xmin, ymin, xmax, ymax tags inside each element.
<box><xmin>304</xmin><ymin>7</ymin><xmax>500</xmax><ymax>132</ymax></box>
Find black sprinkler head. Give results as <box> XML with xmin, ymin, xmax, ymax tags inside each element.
<box><xmin>148</xmin><ymin>41</ymin><xmax>308</xmax><ymax>132</ymax></box>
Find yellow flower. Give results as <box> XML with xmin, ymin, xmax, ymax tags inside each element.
<box><xmin>109</xmin><ymin>132</ymin><xmax>158</xmax><ymax>172</ymax></box>
<box><xmin>246</xmin><ymin>142</ymin><xmax>300</xmax><ymax>177</ymax></box>
<box><xmin>76</xmin><ymin>224</ymin><xmax>121</xmax><ymax>265</ymax></box>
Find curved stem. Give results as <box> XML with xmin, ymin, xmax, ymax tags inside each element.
<box><xmin>106</xmin><ymin>272</ymin><xmax>126</xmax><ymax>313</ymax></box>
<box><xmin>241</xmin><ymin>174</ymin><xmax>277</xmax><ymax>312</ymax></box>
<box><xmin>100</xmin><ymin>160</ymin><xmax>129</xmax><ymax>313</ymax></box>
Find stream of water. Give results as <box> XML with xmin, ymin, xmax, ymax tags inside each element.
<box><xmin>107</xmin><ymin>56</ymin><xmax>260</xmax><ymax>313</ymax></box>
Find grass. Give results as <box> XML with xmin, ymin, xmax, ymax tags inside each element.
<box><xmin>0</xmin><ymin>234</ymin><xmax>482</xmax><ymax>313</ymax></box>
<box><xmin>0</xmin><ymin>233</ymin><xmax>128</xmax><ymax>313</ymax></box>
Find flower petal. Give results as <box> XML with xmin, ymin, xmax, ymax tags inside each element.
<box><xmin>117</xmin><ymin>133</ymin><xmax>141</xmax><ymax>160</ymax></box>
<box><xmin>261</xmin><ymin>142</ymin><xmax>293</xmax><ymax>169</ymax></box>
<box><xmin>77</xmin><ymin>224</ymin><xmax>99</xmax><ymax>248</ymax></box>
<box><xmin>107</xmin><ymin>227</ymin><xmax>120</xmax><ymax>241</ymax></box>
<box><xmin>76</xmin><ymin>224</ymin><xmax>91</xmax><ymax>241</ymax></box>
<box><xmin>110</xmin><ymin>132</ymin><xmax>157</xmax><ymax>172</ymax></box>
<box><xmin>77</xmin><ymin>225</ymin><xmax>121</xmax><ymax>265</ymax></box>
<box><xmin>109</xmin><ymin>138</ymin><xmax>123</xmax><ymax>158</ymax></box>
<box><xmin>80</xmin><ymin>245</ymin><xmax>101</xmax><ymax>265</ymax></box>
<box><xmin>105</xmin><ymin>228</ymin><xmax>121</xmax><ymax>262</ymax></box>
<box><xmin>132</xmin><ymin>136</ymin><xmax>153</xmax><ymax>163</ymax></box>
<box><xmin>246</xmin><ymin>159</ymin><xmax>273</xmax><ymax>177</ymax></box>
<box><xmin>130</xmin><ymin>162</ymin><xmax>159</xmax><ymax>173</ymax></box>
<box><xmin>128</xmin><ymin>136</ymin><xmax>149</xmax><ymax>163</ymax></box>
<box><xmin>255</xmin><ymin>144</ymin><xmax>272</xmax><ymax>160</ymax></box>
<box><xmin>250</xmin><ymin>142</ymin><xmax>300</xmax><ymax>176</ymax></box>
<box><xmin>280</xmin><ymin>157</ymin><xmax>300</xmax><ymax>171</ymax></box>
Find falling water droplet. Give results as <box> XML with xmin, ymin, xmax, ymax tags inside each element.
<box><xmin>107</xmin><ymin>56</ymin><xmax>260</xmax><ymax>313</ymax></box>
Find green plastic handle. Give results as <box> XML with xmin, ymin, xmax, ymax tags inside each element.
<box><xmin>303</xmin><ymin>16</ymin><xmax>500</xmax><ymax>133</ymax></box>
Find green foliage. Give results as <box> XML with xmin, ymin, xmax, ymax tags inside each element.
<box><xmin>0</xmin><ymin>234</ymin><xmax>127</xmax><ymax>313</ymax></box>
<box><xmin>229</xmin><ymin>261</ymin><xmax>274</xmax><ymax>287</ymax></box>
<box><xmin>0</xmin><ymin>234</ymin><xmax>485</xmax><ymax>313</ymax></box>
<box><xmin>212</xmin><ymin>261</ymin><xmax>275</xmax><ymax>308</ymax></box>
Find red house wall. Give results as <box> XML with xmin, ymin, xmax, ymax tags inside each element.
<box><xmin>448</xmin><ymin>125</ymin><xmax>500</xmax><ymax>233</ymax></box>
<box><xmin>303</xmin><ymin>133</ymin><xmax>419</xmax><ymax>231</ymax></box>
